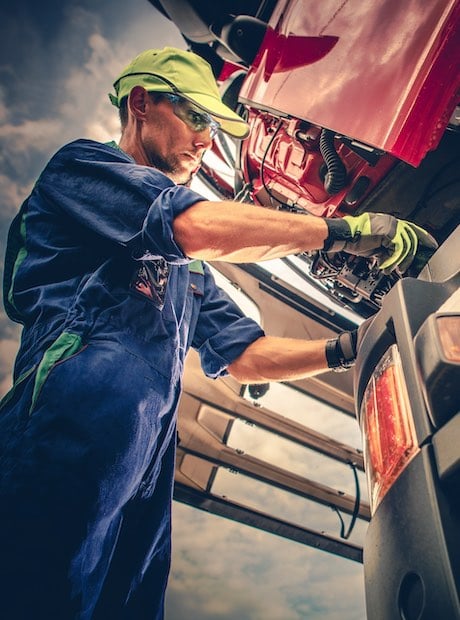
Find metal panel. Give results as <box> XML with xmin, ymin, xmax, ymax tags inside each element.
<box><xmin>240</xmin><ymin>0</ymin><xmax>460</xmax><ymax>165</ymax></box>
<box><xmin>175</xmin><ymin>262</ymin><xmax>368</xmax><ymax>560</ymax></box>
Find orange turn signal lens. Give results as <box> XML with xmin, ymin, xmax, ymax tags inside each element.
<box><xmin>437</xmin><ymin>315</ymin><xmax>460</xmax><ymax>362</ymax></box>
<box><xmin>361</xmin><ymin>345</ymin><xmax>420</xmax><ymax>514</ymax></box>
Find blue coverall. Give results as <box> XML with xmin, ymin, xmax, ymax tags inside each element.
<box><xmin>0</xmin><ymin>140</ymin><xmax>264</xmax><ymax>619</ymax></box>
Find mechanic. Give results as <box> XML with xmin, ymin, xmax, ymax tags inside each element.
<box><xmin>0</xmin><ymin>47</ymin><xmax>437</xmax><ymax>619</ymax></box>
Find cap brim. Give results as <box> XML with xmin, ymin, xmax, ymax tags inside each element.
<box><xmin>184</xmin><ymin>92</ymin><xmax>249</xmax><ymax>139</ymax></box>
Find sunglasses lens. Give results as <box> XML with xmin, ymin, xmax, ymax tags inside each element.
<box><xmin>166</xmin><ymin>95</ymin><xmax>220</xmax><ymax>137</ymax></box>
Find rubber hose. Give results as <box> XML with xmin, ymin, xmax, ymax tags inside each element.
<box><xmin>319</xmin><ymin>129</ymin><xmax>347</xmax><ymax>194</ymax></box>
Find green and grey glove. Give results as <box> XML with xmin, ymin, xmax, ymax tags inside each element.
<box><xmin>323</xmin><ymin>213</ymin><xmax>438</xmax><ymax>274</ymax></box>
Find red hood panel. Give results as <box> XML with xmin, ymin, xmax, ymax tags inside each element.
<box><xmin>240</xmin><ymin>0</ymin><xmax>459</xmax><ymax>166</ymax></box>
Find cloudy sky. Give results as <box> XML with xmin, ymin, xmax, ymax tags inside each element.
<box><xmin>0</xmin><ymin>1</ymin><xmax>367</xmax><ymax>618</ymax></box>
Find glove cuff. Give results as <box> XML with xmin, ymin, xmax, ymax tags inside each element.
<box><xmin>326</xmin><ymin>330</ymin><xmax>357</xmax><ymax>372</ymax></box>
<box><xmin>323</xmin><ymin>218</ymin><xmax>353</xmax><ymax>251</ymax></box>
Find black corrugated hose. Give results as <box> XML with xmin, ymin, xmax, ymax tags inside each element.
<box><xmin>319</xmin><ymin>129</ymin><xmax>347</xmax><ymax>194</ymax></box>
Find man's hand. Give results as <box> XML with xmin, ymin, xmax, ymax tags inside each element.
<box><xmin>323</xmin><ymin>213</ymin><xmax>438</xmax><ymax>274</ymax></box>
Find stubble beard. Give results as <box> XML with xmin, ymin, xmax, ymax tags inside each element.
<box><xmin>147</xmin><ymin>149</ymin><xmax>194</xmax><ymax>186</ymax></box>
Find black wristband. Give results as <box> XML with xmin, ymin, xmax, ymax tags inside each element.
<box><xmin>326</xmin><ymin>331</ymin><xmax>357</xmax><ymax>372</ymax></box>
<box><xmin>323</xmin><ymin>218</ymin><xmax>353</xmax><ymax>251</ymax></box>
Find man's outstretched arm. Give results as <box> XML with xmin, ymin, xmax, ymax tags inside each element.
<box><xmin>173</xmin><ymin>201</ymin><xmax>438</xmax><ymax>273</ymax></box>
<box><xmin>227</xmin><ymin>336</ymin><xmax>329</xmax><ymax>383</ymax></box>
<box><xmin>173</xmin><ymin>201</ymin><xmax>329</xmax><ymax>263</ymax></box>
<box><xmin>227</xmin><ymin>330</ymin><xmax>359</xmax><ymax>383</ymax></box>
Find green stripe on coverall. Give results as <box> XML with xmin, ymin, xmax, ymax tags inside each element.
<box><xmin>188</xmin><ymin>260</ymin><xmax>204</xmax><ymax>274</ymax></box>
<box><xmin>30</xmin><ymin>332</ymin><xmax>83</xmax><ymax>415</ymax></box>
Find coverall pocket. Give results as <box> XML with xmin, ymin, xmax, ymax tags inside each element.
<box><xmin>29</xmin><ymin>332</ymin><xmax>86</xmax><ymax>415</ymax></box>
<box><xmin>130</xmin><ymin>258</ymin><xmax>169</xmax><ymax>310</ymax></box>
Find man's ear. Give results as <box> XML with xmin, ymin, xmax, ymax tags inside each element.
<box><xmin>128</xmin><ymin>86</ymin><xmax>149</xmax><ymax>121</ymax></box>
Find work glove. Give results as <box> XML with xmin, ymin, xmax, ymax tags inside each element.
<box><xmin>326</xmin><ymin>318</ymin><xmax>373</xmax><ymax>372</ymax></box>
<box><xmin>323</xmin><ymin>213</ymin><xmax>438</xmax><ymax>274</ymax></box>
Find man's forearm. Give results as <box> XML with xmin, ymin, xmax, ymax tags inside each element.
<box><xmin>227</xmin><ymin>335</ymin><xmax>331</xmax><ymax>383</ymax></box>
<box><xmin>173</xmin><ymin>201</ymin><xmax>329</xmax><ymax>262</ymax></box>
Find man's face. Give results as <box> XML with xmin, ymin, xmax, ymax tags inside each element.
<box><xmin>140</xmin><ymin>94</ymin><xmax>214</xmax><ymax>184</ymax></box>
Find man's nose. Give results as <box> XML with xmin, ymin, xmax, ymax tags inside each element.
<box><xmin>193</xmin><ymin>128</ymin><xmax>213</xmax><ymax>150</ymax></box>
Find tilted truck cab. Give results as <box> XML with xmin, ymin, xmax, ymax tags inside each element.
<box><xmin>355</xmin><ymin>226</ymin><xmax>460</xmax><ymax>620</ymax></box>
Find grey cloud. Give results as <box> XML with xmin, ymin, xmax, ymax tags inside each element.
<box><xmin>168</xmin><ymin>502</ymin><xmax>365</xmax><ymax>620</ymax></box>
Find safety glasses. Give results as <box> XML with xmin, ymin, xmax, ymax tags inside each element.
<box><xmin>113</xmin><ymin>70</ymin><xmax>222</xmax><ymax>138</ymax></box>
<box><xmin>163</xmin><ymin>93</ymin><xmax>221</xmax><ymax>139</ymax></box>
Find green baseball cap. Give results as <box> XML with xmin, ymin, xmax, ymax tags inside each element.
<box><xmin>109</xmin><ymin>47</ymin><xmax>249</xmax><ymax>139</ymax></box>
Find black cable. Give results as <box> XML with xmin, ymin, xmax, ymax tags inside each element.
<box><xmin>331</xmin><ymin>460</ymin><xmax>361</xmax><ymax>540</ymax></box>
<box><xmin>259</xmin><ymin>118</ymin><xmax>290</xmax><ymax>208</ymax></box>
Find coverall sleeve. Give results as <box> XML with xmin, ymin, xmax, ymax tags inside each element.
<box><xmin>192</xmin><ymin>264</ymin><xmax>265</xmax><ymax>379</ymax></box>
<box><xmin>39</xmin><ymin>140</ymin><xmax>205</xmax><ymax>264</ymax></box>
